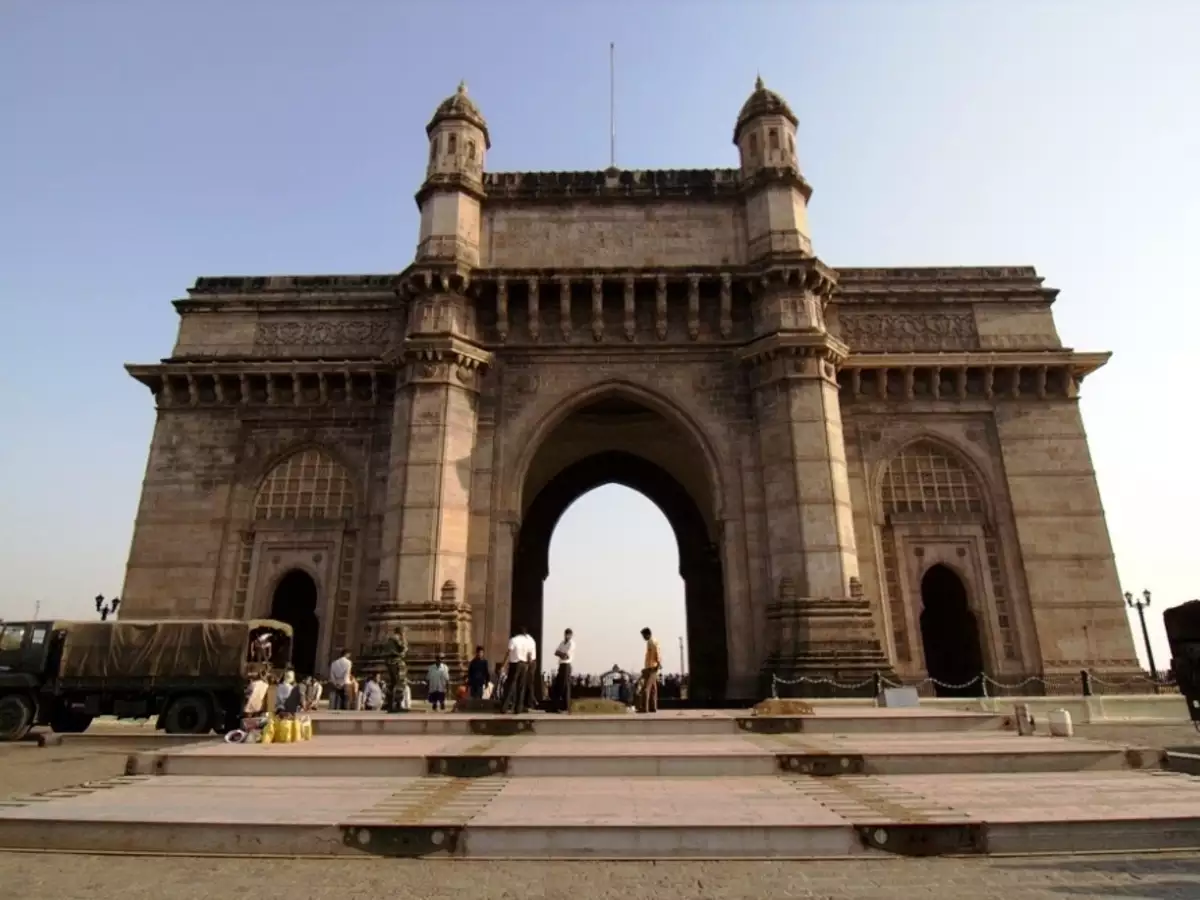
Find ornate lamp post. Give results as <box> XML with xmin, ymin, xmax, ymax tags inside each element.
<box><xmin>1124</xmin><ymin>589</ymin><xmax>1157</xmax><ymax>681</ymax></box>
<box><xmin>95</xmin><ymin>594</ymin><xmax>121</xmax><ymax>622</ymax></box>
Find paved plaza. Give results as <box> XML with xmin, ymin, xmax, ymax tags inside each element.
<box><xmin>0</xmin><ymin>713</ymin><xmax>1198</xmax><ymax>897</ymax></box>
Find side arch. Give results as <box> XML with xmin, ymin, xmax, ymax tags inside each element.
<box><xmin>873</xmin><ymin>433</ymin><xmax>1018</xmax><ymax>673</ymax></box>
<box><xmin>504</xmin><ymin>379</ymin><xmax>729</xmax><ymax>520</ymax></box>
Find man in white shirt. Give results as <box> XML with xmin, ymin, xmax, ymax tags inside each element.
<box><xmin>551</xmin><ymin>628</ymin><xmax>575</xmax><ymax>713</ymax></box>
<box><xmin>500</xmin><ymin>627</ymin><xmax>532</xmax><ymax>714</ymax></box>
<box><xmin>328</xmin><ymin>649</ymin><xmax>352</xmax><ymax>711</ymax></box>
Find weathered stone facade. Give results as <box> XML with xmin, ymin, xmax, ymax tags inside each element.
<box><xmin>120</xmin><ymin>80</ymin><xmax>1140</xmax><ymax>698</ymax></box>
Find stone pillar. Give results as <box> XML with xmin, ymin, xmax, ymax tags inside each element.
<box><xmin>742</xmin><ymin>264</ymin><xmax>894</xmax><ymax>696</ymax></box>
<box><xmin>378</xmin><ymin>281</ymin><xmax>492</xmax><ymax>679</ymax></box>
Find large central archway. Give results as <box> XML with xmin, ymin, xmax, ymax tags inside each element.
<box><xmin>511</xmin><ymin>447</ymin><xmax>728</xmax><ymax>702</ymax></box>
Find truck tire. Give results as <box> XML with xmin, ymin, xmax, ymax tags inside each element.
<box><xmin>50</xmin><ymin>709</ymin><xmax>94</xmax><ymax>734</ymax></box>
<box><xmin>163</xmin><ymin>696</ymin><xmax>212</xmax><ymax>735</ymax></box>
<box><xmin>0</xmin><ymin>695</ymin><xmax>34</xmax><ymax>742</ymax></box>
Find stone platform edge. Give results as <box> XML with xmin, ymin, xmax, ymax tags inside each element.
<box><xmin>1</xmin><ymin>816</ymin><xmax>1198</xmax><ymax>860</ymax></box>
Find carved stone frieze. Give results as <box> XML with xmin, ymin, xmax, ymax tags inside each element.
<box><xmin>254</xmin><ymin>319</ymin><xmax>392</xmax><ymax>349</ymax></box>
<box><xmin>236</xmin><ymin>426</ymin><xmax>369</xmax><ymax>486</ymax></box>
<box><xmin>838</xmin><ymin>312</ymin><xmax>979</xmax><ymax>352</ymax></box>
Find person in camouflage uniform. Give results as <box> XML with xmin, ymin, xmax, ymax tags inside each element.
<box><xmin>385</xmin><ymin>627</ymin><xmax>408</xmax><ymax>713</ymax></box>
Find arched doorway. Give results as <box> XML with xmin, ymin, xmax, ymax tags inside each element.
<box><xmin>270</xmin><ymin>570</ymin><xmax>319</xmax><ymax>676</ymax></box>
<box><xmin>919</xmin><ymin>564</ymin><xmax>984</xmax><ymax>697</ymax></box>
<box><xmin>511</xmin><ymin>450</ymin><xmax>728</xmax><ymax>703</ymax></box>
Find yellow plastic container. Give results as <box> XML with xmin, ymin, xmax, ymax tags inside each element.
<box><xmin>261</xmin><ymin>716</ymin><xmax>275</xmax><ymax>744</ymax></box>
<box><xmin>299</xmin><ymin>717</ymin><xmax>313</xmax><ymax>741</ymax></box>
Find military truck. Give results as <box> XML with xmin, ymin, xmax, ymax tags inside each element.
<box><xmin>0</xmin><ymin>618</ymin><xmax>293</xmax><ymax>741</ymax></box>
<box><xmin>1165</xmin><ymin>600</ymin><xmax>1200</xmax><ymax>728</ymax></box>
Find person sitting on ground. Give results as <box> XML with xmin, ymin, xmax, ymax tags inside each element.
<box><xmin>300</xmin><ymin>675</ymin><xmax>323</xmax><ymax>711</ymax></box>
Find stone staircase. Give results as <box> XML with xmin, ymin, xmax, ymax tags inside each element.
<box><xmin>2</xmin><ymin>708</ymin><xmax>1199</xmax><ymax>859</ymax></box>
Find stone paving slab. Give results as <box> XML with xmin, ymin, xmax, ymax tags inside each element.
<box><xmin>132</xmin><ymin>731</ymin><xmax>1146</xmax><ymax>778</ymax></box>
<box><xmin>311</xmin><ymin>707</ymin><xmax>1013</xmax><ymax>737</ymax></box>
<box><xmin>1</xmin><ymin>771</ymin><xmax>1198</xmax><ymax>858</ymax></box>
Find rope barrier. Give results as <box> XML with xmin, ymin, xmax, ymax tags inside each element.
<box><xmin>769</xmin><ymin>669</ymin><xmax>1173</xmax><ymax>696</ymax></box>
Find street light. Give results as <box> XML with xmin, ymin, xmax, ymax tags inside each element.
<box><xmin>1124</xmin><ymin>589</ymin><xmax>1157</xmax><ymax>681</ymax></box>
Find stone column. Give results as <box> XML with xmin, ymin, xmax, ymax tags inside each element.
<box><xmin>741</xmin><ymin>264</ymin><xmax>893</xmax><ymax>696</ymax></box>
<box><xmin>378</xmin><ymin>281</ymin><xmax>492</xmax><ymax>679</ymax></box>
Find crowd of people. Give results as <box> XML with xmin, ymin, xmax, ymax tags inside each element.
<box><xmin>247</xmin><ymin>625</ymin><xmax>686</xmax><ymax>716</ymax></box>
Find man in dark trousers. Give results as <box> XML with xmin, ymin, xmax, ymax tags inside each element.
<box><xmin>467</xmin><ymin>645</ymin><xmax>491</xmax><ymax>700</ymax></box>
<box><xmin>551</xmin><ymin>628</ymin><xmax>576</xmax><ymax>713</ymax></box>
<box><xmin>500</xmin><ymin>626</ymin><xmax>531</xmax><ymax>714</ymax></box>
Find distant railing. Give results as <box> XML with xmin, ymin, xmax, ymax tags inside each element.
<box><xmin>770</xmin><ymin>670</ymin><xmax>1179</xmax><ymax>699</ymax></box>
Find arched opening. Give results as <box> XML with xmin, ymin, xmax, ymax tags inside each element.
<box><xmin>511</xmin><ymin>391</ymin><xmax>728</xmax><ymax>703</ymax></box>
<box><xmin>542</xmin><ymin>485</ymin><xmax>686</xmax><ymax>700</ymax></box>
<box><xmin>919</xmin><ymin>564</ymin><xmax>984</xmax><ymax>697</ymax></box>
<box><xmin>271</xmin><ymin>570</ymin><xmax>319</xmax><ymax>676</ymax></box>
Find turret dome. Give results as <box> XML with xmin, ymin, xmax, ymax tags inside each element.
<box><xmin>733</xmin><ymin>75</ymin><xmax>798</xmax><ymax>143</ymax></box>
<box><xmin>427</xmin><ymin>81</ymin><xmax>491</xmax><ymax>148</ymax></box>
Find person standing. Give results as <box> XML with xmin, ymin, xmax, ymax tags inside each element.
<box><xmin>551</xmin><ymin>628</ymin><xmax>576</xmax><ymax>713</ymax></box>
<box><xmin>467</xmin><ymin>646</ymin><xmax>491</xmax><ymax>700</ymax></box>
<box><xmin>523</xmin><ymin>628</ymin><xmax>540</xmax><ymax>712</ymax></box>
<box><xmin>385</xmin><ymin>627</ymin><xmax>408</xmax><ymax>713</ymax></box>
<box><xmin>501</xmin><ymin>627</ymin><xmax>530</xmax><ymax>714</ymax></box>
<box><xmin>639</xmin><ymin>627</ymin><xmax>662</xmax><ymax>714</ymax></box>
<box><xmin>328</xmin><ymin>649</ymin><xmax>352</xmax><ymax>711</ymax></box>
<box><xmin>426</xmin><ymin>656</ymin><xmax>451</xmax><ymax>711</ymax></box>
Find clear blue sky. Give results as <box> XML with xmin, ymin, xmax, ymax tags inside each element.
<box><xmin>1</xmin><ymin>2</ymin><xmax>1196</xmax><ymax>677</ymax></box>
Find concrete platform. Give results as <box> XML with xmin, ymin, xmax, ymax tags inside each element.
<box><xmin>125</xmin><ymin>732</ymin><xmax>1162</xmax><ymax>779</ymax></box>
<box><xmin>0</xmin><ymin>771</ymin><xmax>1198</xmax><ymax>858</ymax></box>
<box><xmin>310</xmin><ymin>707</ymin><xmax>1015</xmax><ymax>736</ymax></box>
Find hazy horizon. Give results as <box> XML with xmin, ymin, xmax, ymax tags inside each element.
<box><xmin>2</xmin><ymin>1</ymin><xmax>1196</xmax><ymax>680</ymax></box>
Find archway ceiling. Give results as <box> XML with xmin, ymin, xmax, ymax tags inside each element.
<box><xmin>521</xmin><ymin>407</ymin><xmax>715</xmax><ymax>537</ymax></box>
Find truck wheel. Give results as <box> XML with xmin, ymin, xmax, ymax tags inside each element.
<box><xmin>50</xmin><ymin>710</ymin><xmax>94</xmax><ymax>734</ymax></box>
<box><xmin>0</xmin><ymin>695</ymin><xmax>34</xmax><ymax>742</ymax></box>
<box><xmin>163</xmin><ymin>696</ymin><xmax>212</xmax><ymax>735</ymax></box>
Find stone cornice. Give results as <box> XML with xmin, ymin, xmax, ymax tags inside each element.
<box><xmin>835</xmin><ymin>266</ymin><xmax>1058</xmax><ymax>304</ymax></box>
<box><xmin>838</xmin><ymin>350</ymin><xmax>1110</xmax><ymax>402</ymax></box>
<box><xmin>125</xmin><ymin>359</ymin><xmax>397</xmax><ymax>409</ymax></box>
<box><xmin>481</xmin><ymin>168</ymin><xmax>743</xmax><ymax>203</ymax></box>
<box><xmin>414</xmin><ymin>172</ymin><xmax>487</xmax><ymax>207</ymax></box>
<box><xmin>478</xmin><ymin>166</ymin><xmax>815</xmax><ymax>206</ymax></box>
<box><xmin>843</xmin><ymin>349</ymin><xmax>1109</xmax><ymax>376</ymax></box>
<box><xmin>736</xmin><ymin>332</ymin><xmax>848</xmax><ymax>387</ymax></box>
<box><xmin>176</xmin><ymin>265</ymin><xmax>1053</xmax><ymax>308</ymax></box>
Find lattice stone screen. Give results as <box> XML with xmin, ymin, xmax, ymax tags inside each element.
<box><xmin>254</xmin><ymin>448</ymin><xmax>355</xmax><ymax>520</ymax></box>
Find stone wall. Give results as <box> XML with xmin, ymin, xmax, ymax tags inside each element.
<box><xmin>480</xmin><ymin>200</ymin><xmax>747</xmax><ymax>270</ymax></box>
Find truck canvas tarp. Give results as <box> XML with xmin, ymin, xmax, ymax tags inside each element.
<box><xmin>57</xmin><ymin>620</ymin><xmax>262</xmax><ymax>680</ymax></box>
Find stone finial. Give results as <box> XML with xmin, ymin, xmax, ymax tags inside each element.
<box><xmin>457</xmin><ymin>80</ymin><xmax>468</xmax><ymax>95</ymax></box>
<box><xmin>848</xmin><ymin>576</ymin><xmax>864</xmax><ymax>601</ymax></box>
<box><xmin>755</xmin><ymin>73</ymin><xmax>764</xmax><ymax>91</ymax></box>
<box><xmin>440</xmin><ymin>580</ymin><xmax>458</xmax><ymax>605</ymax></box>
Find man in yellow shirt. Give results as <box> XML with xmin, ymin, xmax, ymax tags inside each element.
<box><xmin>639</xmin><ymin>627</ymin><xmax>661</xmax><ymax>714</ymax></box>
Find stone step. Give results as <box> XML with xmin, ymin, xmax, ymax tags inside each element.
<box><xmin>1</xmin><ymin>772</ymin><xmax>1197</xmax><ymax>858</ymax></box>
<box><xmin>310</xmin><ymin>708</ymin><xmax>1015</xmax><ymax>737</ymax></box>
<box><xmin>125</xmin><ymin>733</ymin><xmax>1159</xmax><ymax>779</ymax></box>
